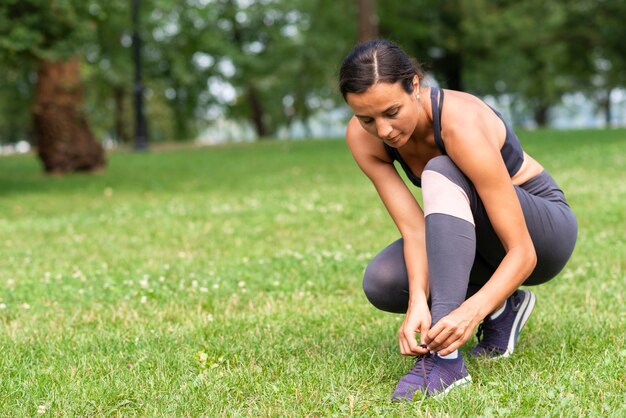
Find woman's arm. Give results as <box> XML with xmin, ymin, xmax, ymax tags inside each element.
<box><xmin>346</xmin><ymin>118</ymin><xmax>431</xmax><ymax>356</ymax></box>
<box><xmin>424</xmin><ymin>99</ymin><xmax>537</xmax><ymax>355</ymax></box>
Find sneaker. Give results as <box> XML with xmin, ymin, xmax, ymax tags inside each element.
<box><xmin>468</xmin><ymin>289</ymin><xmax>536</xmax><ymax>358</ymax></box>
<box><xmin>391</xmin><ymin>352</ymin><xmax>472</xmax><ymax>401</ymax></box>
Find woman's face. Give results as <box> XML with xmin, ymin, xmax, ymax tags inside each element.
<box><xmin>346</xmin><ymin>80</ymin><xmax>419</xmax><ymax>148</ymax></box>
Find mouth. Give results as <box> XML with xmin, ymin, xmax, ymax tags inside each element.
<box><xmin>386</xmin><ymin>134</ymin><xmax>401</xmax><ymax>144</ymax></box>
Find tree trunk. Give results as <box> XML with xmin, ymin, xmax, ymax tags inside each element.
<box><xmin>247</xmin><ymin>84</ymin><xmax>268</xmax><ymax>138</ymax></box>
<box><xmin>358</xmin><ymin>0</ymin><xmax>378</xmax><ymax>42</ymax></box>
<box><xmin>533</xmin><ymin>103</ymin><xmax>549</xmax><ymax>127</ymax></box>
<box><xmin>603</xmin><ymin>87</ymin><xmax>613</xmax><ymax>128</ymax></box>
<box><xmin>32</xmin><ymin>57</ymin><xmax>105</xmax><ymax>174</ymax></box>
<box><xmin>113</xmin><ymin>86</ymin><xmax>131</xmax><ymax>144</ymax></box>
<box><xmin>439</xmin><ymin>52</ymin><xmax>463</xmax><ymax>91</ymax></box>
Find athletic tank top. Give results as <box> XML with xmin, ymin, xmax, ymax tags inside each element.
<box><xmin>383</xmin><ymin>87</ymin><xmax>524</xmax><ymax>188</ymax></box>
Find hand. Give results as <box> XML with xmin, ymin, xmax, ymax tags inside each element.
<box><xmin>398</xmin><ymin>296</ymin><xmax>431</xmax><ymax>356</ymax></box>
<box><xmin>425</xmin><ymin>302</ymin><xmax>481</xmax><ymax>356</ymax></box>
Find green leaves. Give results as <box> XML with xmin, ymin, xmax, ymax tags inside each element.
<box><xmin>0</xmin><ymin>24</ymin><xmax>43</xmax><ymax>54</ymax></box>
<box><xmin>0</xmin><ymin>0</ymin><xmax>96</xmax><ymax>61</ymax></box>
<box><xmin>2</xmin><ymin>0</ymin><xmax>626</xmax><ymax>144</ymax></box>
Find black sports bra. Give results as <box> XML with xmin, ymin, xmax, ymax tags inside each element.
<box><xmin>384</xmin><ymin>87</ymin><xmax>524</xmax><ymax>188</ymax></box>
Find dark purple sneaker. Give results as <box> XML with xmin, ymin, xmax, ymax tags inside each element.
<box><xmin>469</xmin><ymin>289</ymin><xmax>536</xmax><ymax>359</ymax></box>
<box><xmin>391</xmin><ymin>352</ymin><xmax>471</xmax><ymax>401</ymax></box>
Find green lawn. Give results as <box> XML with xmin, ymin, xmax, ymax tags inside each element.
<box><xmin>0</xmin><ymin>129</ymin><xmax>624</xmax><ymax>416</ymax></box>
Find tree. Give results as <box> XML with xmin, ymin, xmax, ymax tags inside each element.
<box><xmin>379</xmin><ymin>0</ymin><xmax>467</xmax><ymax>91</ymax></box>
<box><xmin>194</xmin><ymin>0</ymin><xmax>355</xmax><ymax>139</ymax></box>
<box><xmin>358</xmin><ymin>0</ymin><xmax>378</xmax><ymax>42</ymax></box>
<box><xmin>0</xmin><ymin>66</ymin><xmax>34</xmax><ymax>145</ymax></box>
<box><xmin>460</xmin><ymin>0</ymin><xmax>577</xmax><ymax>126</ymax></box>
<box><xmin>380</xmin><ymin>0</ymin><xmax>625</xmax><ymax>127</ymax></box>
<box><xmin>0</xmin><ymin>0</ymin><xmax>105</xmax><ymax>173</ymax></box>
<box><xmin>565</xmin><ymin>0</ymin><xmax>626</xmax><ymax>127</ymax></box>
<box><xmin>86</xmin><ymin>0</ymin><xmax>136</xmax><ymax>144</ymax></box>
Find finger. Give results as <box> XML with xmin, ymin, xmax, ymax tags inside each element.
<box><xmin>407</xmin><ymin>334</ymin><xmax>421</xmax><ymax>354</ymax></box>
<box><xmin>417</xmin><ymin>328</ymin><xmax>431</xmax><ymax>355</ymax></box>
<box><xmin>398</xmin><ymin>333</ymin><xmax>411</xmax><ymax>356</ymax></box>
<box><xmin>415</xmin><ymin>343</ymin><xmax>429</xmax><ymax>355</ymax></box>
<box><xmin>427</xmin><ymin>326</ymin><xmax>454</xmax><ymax>352</ymax></box>
<box><xmin>424</xmin><ymin>321</ymin><xmax>444</xmax><ymax>346</ymax></box>
<box><xmin>431</xmin><ymin>325</ymin><xmax>467</xmax><ymax>354</ymax></box>
<box><xmin>402</xmin><ymin>327</ymin><xmax>421</xmax><ymax>354</ymax></box>
<box><xmin>437</xmin><ymin>338</ymin><xmax>464</xmax><ymax>357</ymax></box>
<box><xmin>401</xmin><ymin>339</ymin><xmax>416</xmax><ymax>356</ymax></box>
<box><xmin>399</xmin><ymin>339</ymin><xmax>410</xmax><ymax>356</ymax></box>
<box><xmin>428</xmin><ymin>334</ymin><xmax>455</xmax><ymax>353</ymax></box>
<box><xmin>438</xmin><ymin>327</ymin><xmax>474</xmax><ymax>356</ymax></box>
<box><xmin>432</xmin><ymin>331</ymin><xmax>465</xmax><ymax>356</ymax></box>
<box><xmin>419</xmin><ymin>326</ymin><xmax>430</xmax><ymax>345</ymax></box>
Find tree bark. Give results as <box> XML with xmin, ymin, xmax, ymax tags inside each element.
<box><xmin>358</xmin><ymin>0</ymin><xmax>378</xmax><ymax>42</ymax></box>
<box><xmin>603</xmin><ymin>87</ymin><xmax>613</xmax><ymax>128</ymax></box>
<box><xmin>438</xmin><ymin>51</ymin><xmax>463</xmax><ymax>91</ymax></box>
<box><xmin>32</xmin><ymin>56</ymin><xmax>106</xmax><ymax>174</ymax></box>
<box><xmin>247</xmin><ymin>84</ymin><xmax>268</xmax><ymax>138</ymax></box>
<box><xmin>113</xmin><ymin>86</ymin><xmax>131</xmax><ymax>144</ymax></box>
<box><xmin>533</xmin><ymin>103</ymin><xmax>549</xmax><ymax>127</ymax></box>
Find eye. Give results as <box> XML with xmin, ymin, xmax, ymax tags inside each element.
<box><xmin>360</xmin><ymin>117</ymin><xmax>374</xmax><ymax>125</ymax></box>
<box><xmin>386</xmin><ymin>108</ymin><xmax>399</xmax><ymax>118</ymax></box>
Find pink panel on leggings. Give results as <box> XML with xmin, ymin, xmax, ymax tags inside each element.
<box><xmin>422</xmin><ymin>170</ymin><xmax>475</xmax><ymax>225</ymax></box>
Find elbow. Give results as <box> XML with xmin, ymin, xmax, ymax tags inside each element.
<box><xmin>525</xmin><ymin>243</ymin><xmax>537</xmax><ymax>276</ymax></box>
<box><xmin>510</xmin><ymin>242</ymin><xmax>537</xmax><ymax>277</ymax></box>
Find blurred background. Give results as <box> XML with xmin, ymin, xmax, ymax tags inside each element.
<box><xmin>1</xmin><ymin>0</ymin><xmax>625</xmax><ymax>172</ymax></box>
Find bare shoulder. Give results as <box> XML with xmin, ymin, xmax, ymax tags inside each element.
<box><xmin>439</xmin><ymin>89</ymin><xmax>504</xmax><ymax>147</ymax></box>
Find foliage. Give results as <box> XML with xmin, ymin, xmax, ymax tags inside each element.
<box><xmin>1</xmin><ymin>1</ymin><xmax>626</xmax><ymax>142</ymax></box>
<box><xmin>192</xmin><ymin>0</ymin><xmax>355</xmax><ymax>138</ymax></box>
<box><xmin>564</xmin><ymin>0</ymin><xmax>626</xmax><ymax>125</ymax></box>
<box><xmin>379</xmin><ymin>0</ymin><xmax>466</xmax><ymax>90</ymax></box>
<box><xmin>0</xmin><ymin>66</ymin><xmax>35</xmax><ymax>144</ymax></box>
<box><xmin>0</xmin><ymin>130</ymin><xmax>625</xmax><ymax>414</ymax></box>
<box><xmin>380</xmin><ymin>0</ymin><xmax>626</xmax><ymax>126</ymax></box>
<box><xmin>0</xmin><ymin>0</ymin><xmax>96</xmax><ymax>62</ymax></box>
<box><xmin>0</xmin><ymin>0</ymin><xmax>99</xmax><ymax>145</ymax></box>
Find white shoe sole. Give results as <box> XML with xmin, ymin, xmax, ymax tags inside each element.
<box><xmin>501</xmin><ymin>290</ymin><xmax>536</xmax><ymax>358</ymax></box>
<box><xmin>433</xmin><ymin>375</ymin><xmax>472</xmax><ymax>399</ymax></box>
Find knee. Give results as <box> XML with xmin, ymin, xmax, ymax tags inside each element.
<box><xmin>421</xmin><ymin>156</ymin><xmax>474</xmax><ymax>222</ymax></box>
<box><xmin>362</xmin><ymin>262</ymin><xmax>385</xmax><ymax>304</ymax></box>
<box><xmin>362</xmin><ymin>258</ymin><xmax>407</xmax><ymax>313</ymax></box>
<box><xmin>422</xmin><ymin>155</ymin><xmax>469</xmax><ymax>194</ymax></box>
<box><xmin>423</xmin><ymin>156</ymin><xmax>459</xmax><ymax>177</ymax></box>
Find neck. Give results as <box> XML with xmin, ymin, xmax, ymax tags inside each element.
<box><xmin>409</xmin><ymin>87</ymin><xmax>434</xmax><ymax>143</ymax></box>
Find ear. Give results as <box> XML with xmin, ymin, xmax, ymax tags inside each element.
<box><xmin>412</xmin><ymin>75</ymin><xmax>420</xmax><ymax>92</ymax></box>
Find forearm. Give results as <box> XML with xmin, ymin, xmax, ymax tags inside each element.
<box><xmin>399</xmin><ymin>232</ymin><xmax>432</xmax><ymax>356</ymax></box>
<box><xmin>463</xmin><ymin>245</ymin><xmax>537</xmax><ymax>319</ymax></box>
<box><xmin>402</xmin><ymin>232</ymin><xmax>430</xmax><ymax>305</ymax></box>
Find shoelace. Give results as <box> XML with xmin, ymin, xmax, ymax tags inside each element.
<box><xmin>408</xmin><ymin>346</ymin><xmax>436</xmax><ymax>383</ymax></box>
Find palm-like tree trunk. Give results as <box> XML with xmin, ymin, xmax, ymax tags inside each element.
<box><xmin>32</xmin><ymin>56</ymin><xmax>106</xmax><ymax>174</ymax></box>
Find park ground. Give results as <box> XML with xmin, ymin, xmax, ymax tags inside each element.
<box><xmin>0</xmin><ymin>129</ymin><xmax>624</xmax><ymax>416</ymax></box>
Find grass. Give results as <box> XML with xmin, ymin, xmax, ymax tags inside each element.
<box><xmin>0</xmin><ymin>129</ymin><xmax>624</xmax><ymax>417</ymax></box>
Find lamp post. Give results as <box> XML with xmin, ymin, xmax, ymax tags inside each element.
<box><xmin>132</xmin><ymin>0</ymin><xmax>148</xmax><ymax>150</ymax></box>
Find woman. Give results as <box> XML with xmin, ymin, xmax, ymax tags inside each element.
<box><xmin>339</xmin><ymin>40</ymin><xmax>577</xmax><ymax>400</ymax></box>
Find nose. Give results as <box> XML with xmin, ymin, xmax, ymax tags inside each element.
<box><xmin>376</xmin><ymin>119</ymin><xmax>393</xmax><ymax>139</ymax></box>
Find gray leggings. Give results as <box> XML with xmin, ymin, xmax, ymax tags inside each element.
<box><xmin>362</xmin><ymin>156</ymin><xmax>577</xmax><ymax>324</ymax></box>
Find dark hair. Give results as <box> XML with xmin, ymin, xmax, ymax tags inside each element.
<box><xmin>339</xmin><ymin>39</ymin><xmax>425</xmax><ymax>100</ymax></box>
